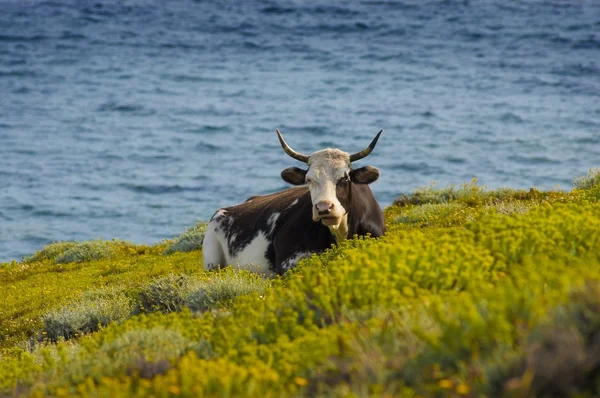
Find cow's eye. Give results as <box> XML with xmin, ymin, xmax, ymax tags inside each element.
<box><xmin>339</xmin><ymin>175</ymin><xmax>350</xmax><ymax>184</ymax></box>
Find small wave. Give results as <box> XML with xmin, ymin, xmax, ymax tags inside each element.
<box><xmin>298</xmin><ymin>126</ymin><xmax>329</xmax><ymax>136</ymax></box>
<box><xmin>0</xmin><ymin>211</ymin><xmax>13</xmax><ymax>221</ymax></box>
<box><xmin>158</xmin><ymin>42</ymin><xmax>206</xmax><ymax>51</ymax></box>
<box><xmin>508</xmin><ymin>155</ymin><xmax>561</xmax><ymax>165</ymax></box>
<box><xmin>575</xmin><ymin>136</ymin><xmax>600</xmax><ymax>145</ymax></box>
<box><xmin>419</xmin><ymin>110</ymin><xmax>436</xmax><ymax>118</ymax></box>
<box><xmin>0</xmin><ymin>34</ymin><xmax>46</xmax><ymax>42</ymax></box>
<box><xmin>18</xmin><ymin>204</ymin><xmax>35</xmax><ymax>212</ymax></box>
<box><xmin>195</xmin><ymin>142</ymin><xmax>223</xmax><ymax>152</ymax></box>
<box><xmin>378</xmin><ymin>28</ymin><xmax>407</xmax><ymax>37</ymax></box>
<box><xmin>241</xmin><ymin>40</ymin><xmax>272</xmax><ymax>50</ymax></box>
<box><xmin>310</xmin><ymin>5</ymin><xmax>361</xmax><ymax>16</ymax></box>
<box><xmin>185</xmin><ymin>125</ymin><xmax>233</xmax><ymax>134</ymax></box>
<box><xmin>0</xmin><ymin>70</ymin><xmax>38</xmax><ymax>78</ymax></box>
<box><xmin>317</xmin><ymin>140</ymin><xmax>338</xmax><ymax>147</ymax></box>
<box><xmin>516</xmin><ymin>32</ymin><xmax>570</xmax><ymax>45</ymax></box>
<box><xmin>161</xmin><ymin>73</ymin><xmax>222</xmax><ymax>83</ymax></box>
<box><xmin>12</xmin><ymin>86</ymin><xmax>30</xmax><ymax>94</ymax></box>
<box><xmin>14</xmin><ymin>148</ymin><xmax>37</xmax><ymax>155</ymax></box>
<box><xmin>499</xmin><ymin>112</ymin><xmax>525</xmax><ymax>124</ymax></box>
<box><xmin>413</xmin><ymin>122</ymin><xmax>434</xmax><ymax>130</ymax></box>
<box><xmin>118</xmin><ymin>183</ymin><xmax>205</xmax><ymax>195</ymax></box>
<box><xmin>311</xmin><ymin>22</ymin><xmax>372</xmax><ymax>33</ymax></box>
<box><xmin>551</xmin><ymin>63</ymin><xmax>600</xmax><ymax>78</ymax></box>
<box><xmin>389</xmin><ymin>162</ymin><xmax>444</xmax><ymax>175</ymax></box>
<box><xmin>444</xmin><ymin>155</ymin><xmax>466</xmax><ymax>165</ymax></box>
<box><xmin>355</xmin><ymin>1</ymin><xmax>418</xmax><ymax>10</ymax></box>
<box><xmin>571</xmin><ymin>37</ymin><xmax>600</xmax><ymax>50</ymax></box>
<box><xmin>458</xmin><ymin>30</ymin><xmax>488</xmax><ymax>42</ymax></box>
<box><xmin>59</xmin><ymin>31</ymin><xmax>86</xmax><ymax>41</ymax></box>
<box><xmin>32</xmin><ymin>209</ymin><xmax>72</xmax><ymax>217</ymax></box>
<box><xmin>261</xmin><ymin>6</ymin><xmax>296</xmax><ymax>15</ymax></box>
<box><xmin>23</xmin><ymin>235</ymin><xmax>51</xmax><ymax>246</ymax></box>
<box><xmin>97</xmin><ymin>102</ymin><xmax>151</xmax><ymax>114</ymax></box>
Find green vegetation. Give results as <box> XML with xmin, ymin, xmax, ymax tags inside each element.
<box><xmin>1</xmin><ymin>171</ymin><xmax>599</xmax><ymax>397</ymax></box>
<box><xmin>42</xmin><ymin>287</ymin><xmax>133</xmax><ymax>342</ymax></box>
<box><xmin>573</xmin><ymin>167</ymin><xmax>600</xmax><ymax>190</ymax></box>
<box><xmin>163</xmin><ymin>222</ymin><xmax>207</xmax><ymax>255</ymax></box>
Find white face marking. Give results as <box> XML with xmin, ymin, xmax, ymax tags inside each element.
<box><xmin>306</xmin><ymin>149</ymin><xmax>350</xmax><ymax>226</ymax></box>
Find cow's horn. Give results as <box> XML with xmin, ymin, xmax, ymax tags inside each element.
<box><xmin>276</xmin><ymin>129</ymin><xmax>310</xmax><ymax>163</ymax></box>
<box><xmin>349</xmin><ymin>130</ymin><xmax>383</xmax><ymax>162</ymax></box>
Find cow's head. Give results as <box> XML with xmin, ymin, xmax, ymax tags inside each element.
<box><xmin>277</xmin><ymin>129</ymin><xmax>382</xmax><ymax>228</ymax></box>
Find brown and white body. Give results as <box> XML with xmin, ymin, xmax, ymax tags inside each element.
<box><xmin>202</xmin><ymin>130</ymin><xmax>386</xmax><ymax>276</ymax></box>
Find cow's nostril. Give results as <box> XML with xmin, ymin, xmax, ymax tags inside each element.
<box><xmin>316</xmin><ymin>201</ymin><xmax>334</xmax><ymax>215</ymax></box>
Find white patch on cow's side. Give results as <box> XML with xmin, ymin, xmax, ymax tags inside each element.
<box><xmin>267</xmin><ymin>212</ymin><xmax>280</xmax><ymax>235</ymax></box>
<box><xmin>229</xmin><ymin>233</ymin><xmax>237</xmax><ymax>244</ymax></box>
<box><xmin>327</xmin><ymin>213</ymin><xmax>348</xmax><ymax>242</ymax></box>
<box><xmin>229</xmin><ymin>231</ymin><xmax>275</xmax><ymax>276</ymax></box>
<box><xmin>203</xmin><ymin>208</ymin><xmax>276</xmax><ymax>277</ymax></box>
<box><xmin>280</xmin><ymin>251</ymin><xmax>313</xmax><ymax>272</ymax></box>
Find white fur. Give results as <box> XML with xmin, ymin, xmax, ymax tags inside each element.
<box><xmin>286</xmin><ymin>198</ymin><xmax>299</xmax><ymax>210</ymax></box>
<box><xmin>267</xmin><ymin>212</ymin><xmax>280</xmax><ymax>234</ymax></box>
<box><xmin>203</xmin><ymin>211</ymin><xmax>277</xmax><ymax>276</ymax></box>
<box><xmin>280</xmin><ymin>251</ymin><xmax>313</xmax><ymax>272</ymax></box>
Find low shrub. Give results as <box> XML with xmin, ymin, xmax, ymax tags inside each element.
<box><xmin>484</xmin><ymin>199</ymin><xmax>534</xmax><ymax>216</ymax></box>
<box><xmin>186</xmin><ymin>269</ymin><xmax>270</xmax><ymax>312</ymax></box>
<box><xmin>394</xmin><ymin>202</ymin><xmax>469</xmax><ymax>227</ymax></box>
<box><xmin>41</xmin><ymin>288</ymin><xmax>133</xmax><ymax>342</ymax></box>
<box><xmin>573</xmin><ymin>167</ymin><xmax>600</xmax><ymax>190</ymax></box>
<box><xmin>55</xmin><ymin>240</ymin><xmax>128</xmax><ymax>264</ymax></box>
<box><xmin>134</xmin><ymin>274</ymin><xmax>201</xmax><ymax>314</ymax></box>
<box><xmin>25</xmin><ymin>242</ymin><xmax>78</xmax><ymax>263</ymax></box>
<box><xmin>163</xmin><ymin>222</ymin><xmax>207</xmax><ymax>254</ymax></box>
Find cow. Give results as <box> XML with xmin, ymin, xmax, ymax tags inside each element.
<box><xmin>202</xmin><ymin>129</ymin><xmax>386</xmax><ymax>276</ymax></box>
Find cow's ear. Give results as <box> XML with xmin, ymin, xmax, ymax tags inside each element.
<box><xmin>351</xmin><ymin>166</ymin><xmax>380</xmax><ymax>184</ymax></box>
<box><xmin>281</xmin><ymin>167</ymin><xmax>307</xmax><ymax>185</ymax></box>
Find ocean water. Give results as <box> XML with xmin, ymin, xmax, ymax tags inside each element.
<box><xmin>1</xmin><ymin>0</ymin><xmax>599</xmax><ymax>262</ymax></box>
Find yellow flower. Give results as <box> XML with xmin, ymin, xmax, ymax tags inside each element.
<box><xmin>439</xmin><ymin>379</ymin><xmax>453</xmax><ymax>389</ymax></box>
<box><xmin>168</xmin><ymin>385</ymin><xmax>181</xmax><ymax>395</ymax></box>
<box><xmin>294</xmin><ymin>377</ymin><xmax>308</xmax><ymax>386</ymax></box>
<box><xmin>456</xmin><ymin>384</ymin><xmax>470</xmax><ymax>395</ymax></box>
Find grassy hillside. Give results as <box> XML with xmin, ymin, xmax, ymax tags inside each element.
<box><xmin>1</xmin><ymin>170</ymin><xmax>600</xmax><ymax>397</ymax></box>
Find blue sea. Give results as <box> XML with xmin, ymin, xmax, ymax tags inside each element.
<box><xmin>1</xmin><ymin>0</ymin><xmax>599</xmax><ymax>262</ymax></box>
